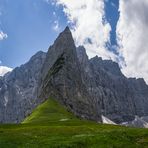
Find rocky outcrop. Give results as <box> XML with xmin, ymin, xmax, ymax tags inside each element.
<box><xmin>0</xmin><ymin>27</ymin><xmax>148</xmax><ymax>126</ymax></box>
<box><xmin>76</xmin><ymin>46</ymin><xmax>148</xmax><ymax>123</ymax></box>
<box><xmin>39</xmin><ymin>27</ymin><xmax>101</xmax><ymax>121</ymax></box>
<box><xmin>0</xmin><ymin>51</ymin><xmax>46</xmax><ymax>123</ymax></box>
<box><xmin>121</xmin><ymin>116</ymin><xmax>148</xmax><ymax>128</ymax></box>
<box><xmin>88</xmin><ymin>56</ymin><xmax>135</xmax><ymax>123</ymax></box>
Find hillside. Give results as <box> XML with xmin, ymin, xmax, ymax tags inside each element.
<box><xmin>23</xmin><ymin>98</ymin><xmax>81</xmax><ymax>125</ymax></box>
<box><xmin>0</xmin><ymin>98</ymin><xmax>148</xmax><ymax>148</ymax></box>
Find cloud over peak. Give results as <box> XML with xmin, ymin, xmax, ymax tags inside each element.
<box><xmin>53</xmin><ymin>0</ymin><xmax>116</xmax><ymax>60</ymax></box>
<box><xmin>117</xmin><ymin>0</ymin><xmax>148</xmax><ymax>83</ymax></box>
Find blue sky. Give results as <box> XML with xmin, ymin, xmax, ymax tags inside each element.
<box><xmin>1</xmin><ymin>0</ymin><xmax>148</xmax><ymax>84</ymax></box>
<box><xmin>0</xmin><ymin>0</ymin><xmax>67</xmax><ymax>68</ymax></box>
<box><xmin>104</xmin><ymin>0</ymin><xmax>119</xmax><ymax>51</ymax></box>
<box><xmin>0</xmin><ymin>0</ymin><xmax>119</xmax><ymax>68</ymax></box>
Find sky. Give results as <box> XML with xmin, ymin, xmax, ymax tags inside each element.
<box><xmin>0</xmin><ymin>0</ymin><xmax>148</xmax><ymax>84</ymax></box>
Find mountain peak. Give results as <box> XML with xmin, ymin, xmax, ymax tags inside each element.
<box><xmin>52</xmin><ymin>26</ymin><xmax>74</xmax><ymax>51</ymax></box>
<box><xmin>64</xmin><ymin>26</ymin><xmax>71</xmax><ymax>33</ymax></box>
<box><xmin>40</xmin><ymin>26</ymin><xmax>101</xmax><ymax>122</ymax></box>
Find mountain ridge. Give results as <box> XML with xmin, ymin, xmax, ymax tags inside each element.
<box><xmin>0</xmin><ymin>27</ymin><xmax>148</xmax><ymax>127</ymax></box>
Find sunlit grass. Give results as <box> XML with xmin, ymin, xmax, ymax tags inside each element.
<box><xmin>0</xmin><ymin>98</ymin><xmax>148</xmax><ymax>148</ymax></box>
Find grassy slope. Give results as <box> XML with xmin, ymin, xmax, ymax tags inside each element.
<box><xmin>0</xmin><ymin>98</ymin><xmax>148</xmax><ymax>148</ymax></box>
<box><xmin>23</xmin><ymin>98</ymin><xmax>81</xmax><ymax>125</ymax></box>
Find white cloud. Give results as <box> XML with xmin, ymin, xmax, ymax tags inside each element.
<box><xmin>53</xmin><ymin>20</ymin><xmax>60</xmax><ymax>32</ymax></box>
<box><xmin>0</xmin><ymin>66</ymin><xmax>12</xmax><ymax>76</ymax></box>
<box><xmin>51</xmin><ymin>0</ymin><xmax>148</xmax><ymax>83</ymax></box>
<box><xmin>53</xmin><ymin>0</ymin><xmax>116</xmax><ymax>60</ymax></box>
<box><xmin>0</xmin><ymin>30</ymin><xmax>8</xmax><ymax>40</ymax></box>
<box><xmin>117</xmin><ymin>0</ymin><xmax>148</xmax><ymax>83</ymax></box>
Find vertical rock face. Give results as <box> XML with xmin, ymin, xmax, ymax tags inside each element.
<box><xmin>39</xmin><ymin>27</ymin><xmax>101</xmax><ymax>121</ymax></box>
<box><xmin>0</xmin><ymin>27</ymin><xmax>148</xmax><ymax>125</ymax></box>
<box><xmin>128</xmin><ymin>78</ymin><xmax>148</xmax><ymax>116</ymax></box>
<box><xmin>76</xmin><ymin>46</ymin><xmax>148</xmax><ymax>123</ymax></box>
<box><xmin>0</xmin><ymin>51</ymin><xmax>46</xmax><ymax>123</ymax></box>
<box><xmin>88</xmin><ymin>57</ymin><xmax>135</xmax><ymax>123</ymax></box>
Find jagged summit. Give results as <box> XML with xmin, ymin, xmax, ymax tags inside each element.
<box><xmin>90</xmin><ymin>56</ymin><xmax>123</xmax><ymax>77</ymax></box>
<box><xmin>53</xmin><ymin>26</ymin><xmax>74</xmax><ymax>48</ymax></box>
<box><xmin>64</xmin><ymin>26</ymin><xmax>71</xmax><ymax>33</ymax></box>
<box><xmin>40</xmin><ymin>27</ymin><xmax>101</xmax><ymax>121</ymax></box>
<box><xmin>41</xmin><ymin>26</ymin><xmax>77</xmax><ymax>82</ymax></box>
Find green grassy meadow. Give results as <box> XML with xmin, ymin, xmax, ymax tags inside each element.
<box><xmin>0</xmin><ymin>98</ymin><xmax>148</xmax><ymax>148</ymax></box>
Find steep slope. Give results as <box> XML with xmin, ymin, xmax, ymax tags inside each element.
<box><xmin>89</xmin><ymin>56</ymin><xmax>135</xmax><ymax>123</ymax></box>
<box><xmin>90</xmin><ymin>57</ymin><xmax>148</xmax><ymax>123</ymax></box>
<box><xmin>23</xmin><ymin>97</ymin><xmax>79</xmax><ymax>124</ymax></box>
<box><xmin>0</xmin><ymin>51</ymin><xmax>46</xmax><ymax>123</ymax></box>
<box><xmin>39</xmin><ymin>27</ymin><xmax>101</xmax><ymax>121</ymax></box>
<box><xmin>76</xmin><ymin>46</ymin><xmax>148</xmax><ymax>123</ymax></box>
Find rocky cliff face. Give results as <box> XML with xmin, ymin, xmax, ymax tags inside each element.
<box><xmin>39</xmin><ymin>27</ymin><xmax>101</xmax><ymax>121</ymax></box>
<box><xmin>76</xmin><ymin>46</ymin><xmax>148</xmax><ymax>123</ymax></box>
<box><xmin>0</xmin><ymin>51</ymin><xmax>46</xmax><ymax>123</ymax></box>
<box><xmin>0</xmin><ymin>27</ymin><xmax>148</xmax><ymax>125</ymax></box>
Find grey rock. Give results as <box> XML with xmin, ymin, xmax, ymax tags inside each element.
<box><xmin>121</xmin><ymin>116</ymin><xmax>148</xmax><ymax>128</ymax></box>
<box><xmin>0</xmin><ymin>51</ymin><xmax>46</xmax><ymax>123</ymax></box>
<box><xmin>76</xmin><ymin>46</ymin><xmax>148</xmax><ymax>123</ymax></box>
<box><xmin>39</xmin><ymin>27</ymin><xmax>101</xmax><ymax>121</ymax></box>
<box><xmin>0</xmin><ymin>27</ymin><xmax>148</xmax><ymax>127</ymax></box>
